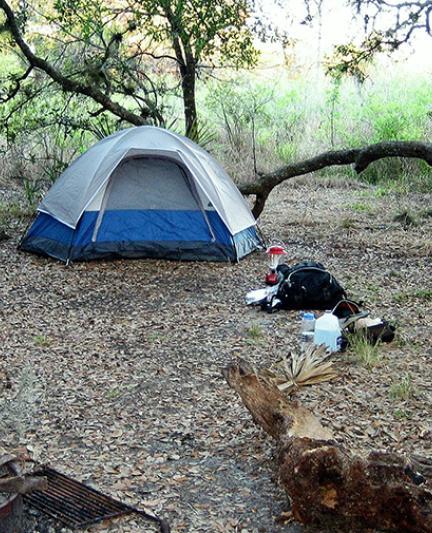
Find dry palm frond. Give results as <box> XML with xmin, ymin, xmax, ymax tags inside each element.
<box><xmin>263</xmin><ymin>345</ymin><xmax>339</xmax><ymax>393</ymax></box>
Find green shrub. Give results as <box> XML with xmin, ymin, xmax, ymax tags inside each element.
<box><xmin>1</xmin><ymin>59</ymin><xmax>431</xmax><ymax>198</ymax></box>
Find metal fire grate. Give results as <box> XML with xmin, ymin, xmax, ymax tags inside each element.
<box><xmin>24</xmin><ymin>466</ymin><xmax>169</xmax><ymax>531</ymax></box>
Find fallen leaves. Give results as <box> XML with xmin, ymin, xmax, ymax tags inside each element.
<box><xmin>0</xmin><ymin>182</ymin><xmax>431</xmax><ymax>531</ymax></box>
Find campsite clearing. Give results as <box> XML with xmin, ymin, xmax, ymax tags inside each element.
<box><xmin>1</xmin><ymin>178</ymin><xmax>431</xmax><ymax>532</ymax></box>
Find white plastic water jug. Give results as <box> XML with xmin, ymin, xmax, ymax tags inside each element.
<box><xmin>313</xmin><ymin>311</ymin><xmax>341</xmax><ymax>352</ymax></box>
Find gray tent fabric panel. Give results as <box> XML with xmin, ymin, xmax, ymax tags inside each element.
<box><xmin>233</xmin><ymin>226</ymin><xmax>263</xmax><ymax>259</ymax></box>
<box><xmin>106</xmin><ymin>157</ymin><xmax>199</xmax><ymax>211</ymax></box>
<box><xmin>38</xmin><ymin>137</ymin><xmax>128</xmax><ymax>227</ymax></box>
<box><xmin>38</xmin><ymin>127</ymin><xmax>257</xmax><ymax>234</ymax></box>
<box><xmin>172</xmin><ymin>135</ymin><xmax>256</xmax><ymax>232</ymax></box>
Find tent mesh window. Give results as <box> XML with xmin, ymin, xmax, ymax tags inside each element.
<box><xmin>106</xmin><ymin>157</ymin><xmax>200</xmax><ymax>211</ymax></box>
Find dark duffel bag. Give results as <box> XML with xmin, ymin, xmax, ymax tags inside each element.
<box><xmin>264</xmin><ymin>261</ymin><xmax>347</xmax><ymax>312</ymax></box>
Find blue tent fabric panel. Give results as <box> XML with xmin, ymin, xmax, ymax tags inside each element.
<box><xmin>71</xmin><ymin>240</ymin><xmax>234</xmax><ymax>262</ymax></box>
<box><xmin>72</xmin><ymin>212</ymin><xmax>98</xmax><ymax>246</ymax></box>
<box><xmin>25</xmin><ymin>211</ymin><xmax>98</xmax><ymax>246</ymax></box>
<box><xmin>25</xmin><ymin>210</ymin><xmax>233</xmax><ymax>247</ymax></box>
<box><xmin>20</xmin><ymin>208</ymin><xmax>243</xmax><ymax>262</ymax></box>
<box><xmin>26</xmin><ymin>212</ymin><xmax>76</xmax><ymax>244</ymax></box>
<box><xmin>21</xmin><ymin>212</ymin><xmax>98</xmax><ymax>261</ymax></box>
<box><xmin>204</xmin><ymin>211</ymin><xmax>233</xmax><ymax>246</ymax></box>
<box><xmin>96</xmin><ymin>209</ymin><xmax>231</xmax><ymax>244</ymax></box>
<box><xmin>21</xmin><ymin>212</ymin><xmax>76</xmax><ymax>261</ymax></box>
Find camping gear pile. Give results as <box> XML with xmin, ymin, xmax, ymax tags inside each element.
<box><xmin>246</xmin><ymin>245</ymin><xmax>395</xmax><ymax>350</ymax></box>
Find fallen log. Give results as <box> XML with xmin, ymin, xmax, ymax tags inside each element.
<box><xmin>223</xmin><ymin>360</ymin><xmax>432</xmax><ymax>532</ymax></box>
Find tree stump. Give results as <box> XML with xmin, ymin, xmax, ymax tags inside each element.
<box><xmin>223</xmin><ymin>361</ymin><xmax>432</xmax><ymax>532</ymax></box>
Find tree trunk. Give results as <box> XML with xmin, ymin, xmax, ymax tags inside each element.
<box><xmin>223</xmin><ymin>361</ymin><xmax>432</xmax><ymax>532</ymax></box>
<box><xmin>162</xmin><ymin>2</ymin><xmax>198</xmax><ymax>140</ymax></box>
<box><xmin>180</xmin><ymin>63</ymin><xmax>198</xmax><ymax>139</ymax></box>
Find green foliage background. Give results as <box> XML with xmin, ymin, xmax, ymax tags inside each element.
<box><xmin>1</xmin><ymin>58</ymin><xmax>431</xmax><ymax>206</ymax></box>
<box><xmin>199</xmin><ymin>69</ymin><xmax>432</xmax><ymax>189</ymax></box>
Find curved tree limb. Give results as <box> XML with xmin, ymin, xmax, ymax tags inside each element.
<box><xmin>0</xmin><ymin>0</ymin><xmax>152</xmax><ymax>126</ymax></box>
<box><xmin>239</xmin><ymin>141</ymin><xmax>432</xmax><ymax>218</ymax></box>
<box><xmin>0</xmin><ymin>64</ymin><xmax>33</xmax><ymax>103</ymax></box>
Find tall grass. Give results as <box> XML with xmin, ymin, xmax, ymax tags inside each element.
<box><xmin>199</xmin><ymin>68</ymin><xmax>432</xmax><ymax>188</ymax></box>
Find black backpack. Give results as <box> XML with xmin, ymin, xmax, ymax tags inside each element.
<box><xmin>267</xmin><ymin>261</ymin><xmax>346</xmax><ymax>311</ymax></box>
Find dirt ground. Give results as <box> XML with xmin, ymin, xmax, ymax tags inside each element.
<box><xmin>1</xmin><ymin>178</ymin><xmax>431</xmax><ymax>532</ymax></box>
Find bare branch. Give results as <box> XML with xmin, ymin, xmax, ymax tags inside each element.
<box><xmin>239</xmin><ymin>141</ymin><xmax>432</xmax><ymax>218</ymax></box>
<box><xmin>139</xmin><ymin>50</ymin><xmax>179</xmax><ymax>63</ymax></box>
<box><xmin>352</xmin><ymin>0</ymin><xmax>432</xmax><ymax>45</ymax></box>
<box><xmin>0</xmin><ymin>65</ymin><xmax>33</xmax><ymax>103</ymax></box>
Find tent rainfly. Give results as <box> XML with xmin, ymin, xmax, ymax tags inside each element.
<box><xmin>20</xmin><ymin>126</ymin><xmax>263</xmax><ymax>262</ymax></box>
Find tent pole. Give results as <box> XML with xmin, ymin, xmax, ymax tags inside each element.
<box><xmin>181</xmin><ymin>165</ymin><xmax>217</xmax><ymax>243</ymax></box>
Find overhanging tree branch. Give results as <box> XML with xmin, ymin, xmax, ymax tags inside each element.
<box><xmin>352</xmin><ymin>0</ymin><xmax>432</xmax><ymax>46</ymax></box>
<box><xmin>239</xmin><ymin>141</ymin><xmax>432</xmax><ymax>218</ymax></box>
<box><xmin>0</xmin><ymin>0</ymin><xmax>153</xmax><ymax>126</ymax></box>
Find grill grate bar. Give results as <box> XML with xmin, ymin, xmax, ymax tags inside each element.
<box><xmin>26</xmin><ymin>491</ymin><xmax>131</xmax><ymax>528</ymax></box>
<box><xmin>40</xmin><ymin>472</ymin><xmax>123</xmax><ymax>515</ymax></box>
<box><xmin>25</xmin><ymin>491</ymin><xmax>84</xmax><ymax>526</ymax></box>
<box><xmin>34</xmin><ymin>467</ymin><xmax>129</xmax><ymax>507</ymax></box>
<box><xmin>28</xmin><ymin>485</ymin><xmax>108</xmax><ymax>524</ymax></box>
<box><xmin>24</xmin><ymin>466</ymin><xmax>169</xmax><ymax>531</ymax></box>
<box><xmin>24</xmin><ymin>467</ymin><xmax>135</xmax><ymax>527</ymax></box>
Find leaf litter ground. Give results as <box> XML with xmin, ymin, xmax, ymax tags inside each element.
<box><xmin>0</xmin><ymin>179</ymin><xmax>431</xmax><ymax>532</ymax></box>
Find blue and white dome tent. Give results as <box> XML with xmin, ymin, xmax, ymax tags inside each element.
<box><xmin>20</xmin><ymin>126</ymin><xmax>263</xmax><ymax>262</ymax></box>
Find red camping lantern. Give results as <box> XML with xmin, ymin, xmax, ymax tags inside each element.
<box><xmin>265</xmin><ymin>245</ymin><xmax>287</xmax><ymax>285</ymax></box>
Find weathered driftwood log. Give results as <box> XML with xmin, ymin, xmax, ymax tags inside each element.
<box><xmin>223</xmin><ymin>360</ymin><xmax>432</xmax><ymax>532</ymax></box>
<box><xmin>238</xmin><ymin>141</ymin><xmax>432</xmax><ymax>218</ymax></box>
